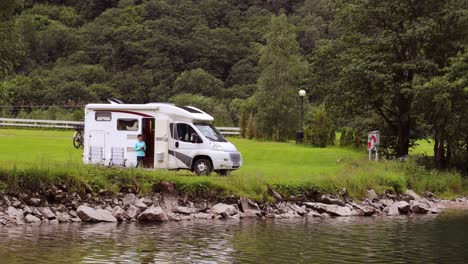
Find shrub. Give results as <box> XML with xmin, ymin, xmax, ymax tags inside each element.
<box><xmin>304</xmin><ymin>106</ymin><xmax>336</xmax><ymax>147</ymax></box>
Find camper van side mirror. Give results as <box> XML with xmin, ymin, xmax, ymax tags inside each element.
<box><xmin>191</xmin><ymin>133</ymin><xmax>202</xmax><ymax>144</ymax></box>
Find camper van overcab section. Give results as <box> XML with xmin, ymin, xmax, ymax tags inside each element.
<box><xmin>80</xmin><ymin>103</ymin><xmax>242</xmax><ymax>175</ymax></box>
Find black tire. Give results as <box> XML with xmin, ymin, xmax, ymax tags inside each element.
<box><xmin>193</xmin><ymin>158</ymin><xmax>213</xmax><ymax>176</ymax></box>
<box><xmin>73</xmin><ymin>131</ymin><xmax>83</xmax><ymax>149</ymax></box>
<box><xmin>215</xmin><ymin>170</ymin><xmax>230</xmax><ymax>176</ymax></box>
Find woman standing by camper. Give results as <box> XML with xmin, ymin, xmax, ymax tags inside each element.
<box><xmin>135</xmin><ymin>134</ymin><xmax>146</xmax><ymax>168</ymax></box>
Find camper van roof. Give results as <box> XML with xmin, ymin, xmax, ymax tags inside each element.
<box><xmin>85</xmin><ymin>103</ymin><xmax>214</xmax><ymax>122</ymax></box>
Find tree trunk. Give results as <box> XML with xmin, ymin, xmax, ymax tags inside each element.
<box><xmin>433</xmin><ymin>130</ymin><xmax>446</xmax><ymax>168</ymax></box>
<box><xmin>396</xmin><ymin>120</ymin><xmax>410</xmax><ymax>157</ymax></box>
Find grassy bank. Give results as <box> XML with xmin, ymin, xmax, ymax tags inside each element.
<box><xmin>0</xmin><ymin>128</ymin><xmax>466</xmax><ymax>201</ymax></box>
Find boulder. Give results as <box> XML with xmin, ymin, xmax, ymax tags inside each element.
<box><xmin>192</xmin><ymin>212</ymin><xmax>213</xmax><ymax>219</ymax></box>
<box><xmin>367</xmin><ymin>190</ymin><xmax>379</xmax><ymax>200</ymax></box>
<box><xmin>317</xmin><ymin>195</ymin><xmax>346</xmax><ymax>206</ymax></box>
<box><xmin>240</xmin><ymin>210</ymin><xmax>261</xmax><ymax>218</ymax></box>
<box><xmin>304</xmin><ymin>202</ymin><xmax>356</xmax><ymax>217</ymax></box>
<box><xmin>38</xmin><ymin>207</ymin><xmax>56</xmax><ymax>220</ymax></box>
<box><xmin>268</xmin><ymin>186</ymin><xmax>282</xmax><ymax>201</ymax></box>
<box><xmin>7</xmin><ymin>206</ymin><xmax>24</xmax><ymax>221</ymax></box>
<box><xmin>172</xmin><ymin>206</ymin><xmax>198</xmax><ymax>215</ymax></box>
<box><xmin>404</xmin><ymin>190</ymin><xmax>421</xmax><ymax>201</ymax></box>
<box><xmin>307</xmin><ymin>210</ymin><xmax>322</xmax><ymax>217</ymax></box>
<box><xmin>348</xmin><ymin>202</ymin><xmax>375</xmax><ymax>216</ymax></box>
<box><xmin>122</xmin><ymin>193</ymin><xmax>137</xmax><ymax>206</ymax></box>
<box><xmin>77</xmin><ymin>205</ymin><xmax>117</xmax><ymax>222</ymax></box>
<box><xmin>210</xmin><ymin>203</ymin><xmax>238</xmax><ymax>217</ymax></box>
<box><xmin>410</xmin><ymin>199</ymin><xmax>438</xmax><ymax>214</ymax></box>
<box><xmin>239</xmin><ymin>197</ymin><xmax>260</xmax><ymax>213</ymax></box>
<box><xmin>56</xmin><ymin>212</ymin><xmax>71</xmax><ymax>223</ymax></box>
<box><xmin>126</xmin><ymin>204</ymin><xmax>141</xmax><ymax>219</ymax></box>
<box><xmin>137</xmin><ymin>206</ymin><xmax>168</xmax><ymax>222</ymax></box>
<box><xmin>112</xmin><ymin>206</ymin><xmax>126</xmax><ymax>221</ymax></box>
<box><xmin>388</xmin><ymin>201</ymin><xmax>410</xmax><ymax>215</ymax></box>
<box><xmin>25</xmin><ymin>214</ymin><xmax>41</xmax><ymax>224</ymax></box>
<box><xmin>133</xmin><ymin>199</ymin><xmax>148</xmax><ymax>210</ymax></box>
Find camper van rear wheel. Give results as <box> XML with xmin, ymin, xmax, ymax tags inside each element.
<box><xmin>193</xmin><ymin>158</ymin><xmax>212</xmax><ymax>176</ymax></box>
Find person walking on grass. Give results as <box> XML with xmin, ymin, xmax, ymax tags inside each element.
<box><xmin>135</xmin><ymin>134</ymin><xmax>146</xmax><ymax>168</ymax></box>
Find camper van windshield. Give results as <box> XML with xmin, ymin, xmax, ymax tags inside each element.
<box><xmin>194</xmin><ymin>123</ymin><xmax>227</xmax><ymax>142</ymax></box>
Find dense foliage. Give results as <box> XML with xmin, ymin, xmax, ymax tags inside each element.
<box><xmin>0</xmin><ymin>0</ymin><xmax>467</xmax><ymax>172</ymax></box>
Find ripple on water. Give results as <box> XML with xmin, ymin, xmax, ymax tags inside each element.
<box><xmin>1</xmin><ymin>211</ymin><xmax>468</xmax><ymax>263</ymax></box>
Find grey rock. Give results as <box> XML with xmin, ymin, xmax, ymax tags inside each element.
<box><xmin>318</xmin><ymin>195</ymin><xmax>346</xmax><ymax>206</ymax></box>
<box><xmin>239</xmin><ymin>197</ymin><xmax>260</xmax><ymax>213</ymax></box>
<box><xmin>112</xmin><ymin>206</ymin><xmax>126</xmax><ymax>221</ymax></box>
<box><xmin>210</xmin><ymin>203</ymin><xmax>238</xmax><ymax>217</ymax></box>
<box><xmin>367</xmin><ymin>190</ymin><xmax>379</xmax><ymax>200</ymax></box>
<box><xmin>268</xmin><ymin>186</ymin><xmax>282</xmax><ymax>201</ymax></box>
<box><xmin>388</xmin><ymin>201</ymin><xmax>410</xmax><ymax>215</ymax></box>
<box><xmin>7</xmin><ymin>206</ymin><xmax>24</xmax><ymax>221</ymax></box>
<box><xmin>77</xmin><ymin>205</ymin><xmax>117</xmax><ymax>222</ymax></box>
<box><xmin>49</xmin><ymin>219</ymin><xmax>59</xmax><ymax>225</ymax></box>
<box><xmin>122</xmin><ymin>193</ymin><xmax>137</xmax><ymax>206</ymax></box>
<box><xmin>349</xmin><ymin>201</ymin><xmax>375</xmax><ymax>216</ymax></box>
<box><xmin>69</xmin><ymin>210</ymin><xmax>77</xmax><ymax>218</ymax></box>
<box><xmin>137</xmin><ymin>206</ymin><xmax>168</xmax><ymax>222</ymax></box>
<box><xmin>166</xmin><ymin>212</ymin><xmax>182</xmax><ymax>221</ymax></box>
<box><xmin>304</xmin><ymin>202</ymin><xmax>356</xmax><ymax>217</ymax></box>
<box><xmin>56</xmin><ymin>212</ymin><xmax>71</xmax><ymax>223</ymax></box>
<box><xmin>133</xmin><ymin>199</ymin><xmax>148</xmax><ymax>210</ymax></box>
<box><xmin>307</xmin><ymin>211</ymin><xmax>323</xmax><ymax>217</ymax></box>
<box><xmin>12</xmin><ymin>200</ymin><xmax>22</xmax><ymax>208</ymax></box>
<box><xmin>126</xmin><ymin>204</ymin><xmax>141</xmax><ymax>219</ymax></box>
<box><xmin>405</xmin><ymin>190</ymin><xmax>421</xmax><ymax>201</ymax></box>
<box><xmin>25</xmin><ymin>214</ymin><xmax>41</xmax><ymax>224</ymax></box>
<box><xmin>192</xmin><ymin>212</ymin><xmax>213</xmax><ymax>219</ymax></box>
<box><xmin>23</xmin><ymin>206</ymin><xmax>33</xmax><ymax>215</ymax></box>
<box><xmin>38</xmin><ymin>207</ymin><xmax>56</xmax><ymax>220</ymax></box>
<box><xmin>71</xmin><ymin>217</ymin><xmax>82</xmax><ymax>222</ymax></box>
<box><xmin>141</xmin><ymin>198</ymin><xmax>153</xmax><ymax>206</ymax></box>
<box><xmin>240</xmin><ymin>209</ymin><xmax>261</xmax><ymax>218</ymax></box>
<box><xmin>172</xmin><ymin>206</ymin><xmax>198</xmax><ymax>215</ymax></box>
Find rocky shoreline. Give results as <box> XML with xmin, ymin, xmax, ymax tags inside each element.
<box><xmin>1</xmin><ymin>182</ymin><xmax>468</xmax><ymax>226</ymax></box>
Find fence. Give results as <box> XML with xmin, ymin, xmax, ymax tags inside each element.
<box><xmin>0</xmin><ymin>118</ymin><xmax>240</xmax><ymax>136</ymax></box>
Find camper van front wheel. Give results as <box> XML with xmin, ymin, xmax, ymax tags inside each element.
<box><xmin>193</xmin><ymin>158</ymin><xmax>213</xmax><ymax>176</ymax></box>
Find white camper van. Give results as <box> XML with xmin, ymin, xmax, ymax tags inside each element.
<box><xmin>79</xmin><ymin>102</ymin><xmax>242</xmax><ymax>175</ymax></box>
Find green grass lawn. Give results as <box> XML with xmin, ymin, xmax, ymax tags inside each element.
<box><xmin>0</xmin><ymin>128</ymin><xmax>465</xmax><ymax>200</ymax></box>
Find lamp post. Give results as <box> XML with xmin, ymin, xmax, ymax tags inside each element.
<box><xmin>296</xmin><ymin>89</ymin><xmax>306</xmax><ymax>144</ymax></box>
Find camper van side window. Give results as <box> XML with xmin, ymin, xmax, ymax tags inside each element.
<box><xmin>176</xmin><ymin>123</ymin><xmax>201</xmax><ymax>143</ymax></box>
<box><xmin>117</xmin><ymin>119</ymin><xmax>139</xmax><ymax>131</ymax></box>
<box><xmin>95</xmin><ymin>111</ymin><xmax>112</xmax><ymax>121</ymax></box>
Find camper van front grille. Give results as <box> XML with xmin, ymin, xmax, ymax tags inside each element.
<box><xmin>229</xmin><ymin>153</ymin><xmax>241</xmax><ymax>163</ymax></box>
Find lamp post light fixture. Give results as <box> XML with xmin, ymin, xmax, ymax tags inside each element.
<box><xmin>296</xmin><ymin>89</ymin><xmax>306</xmax><ymax>144</ymax></box>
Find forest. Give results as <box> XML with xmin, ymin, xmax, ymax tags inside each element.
<box><xmin>1</xmin><ymin>0</ymin><xmax>467</xmax><ymax>172</ymax></box>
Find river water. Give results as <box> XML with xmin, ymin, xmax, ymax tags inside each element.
<box><xmin>1</xmin><ymin>210</ymin><xmax>468</xmax><ymax>264</ymax></box>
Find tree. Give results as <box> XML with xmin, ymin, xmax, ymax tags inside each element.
<box><xmin>173</xmin><ymin>68</ymin><xmax>224</xmax><ymax>98</ymax></box>
<box><xmin>0</xmin><ymin>0</ymin><xmax>24</xmax><ymax>79</ymax></box>
<box><xmin>311</xmin><ymin>0</ymin><xmax>468</xmax><ymax>157</ymax></box>
<box><xmin>416</xmin><ymin>49</ymin><xmax>468</xmax><ymax>171</ymax></box>
<box><xmin>255</xmin><ymin>14</ymin><xmax>308</xmax><ymax>141</ymax></box>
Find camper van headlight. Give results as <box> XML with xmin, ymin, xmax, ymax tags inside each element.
<box><xmin>211</xmin><ymin>143</ymin><xmax>223</xmax><ymax>151</ymax></box>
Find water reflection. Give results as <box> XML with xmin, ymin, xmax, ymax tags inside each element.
<box><xmin>1</xmin><ymin>211</ymin><xmax>468</xmax><ymax>263</ymax></box>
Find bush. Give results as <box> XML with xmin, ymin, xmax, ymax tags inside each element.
<box><xmin>304</xmin><ymin>106</ymin><xmax>336</xmax><ymax>147</ymax></box>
